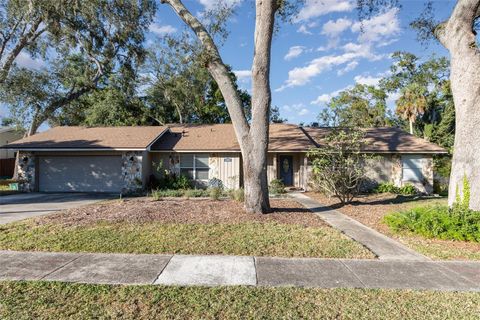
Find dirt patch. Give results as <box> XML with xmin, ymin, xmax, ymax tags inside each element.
<box><xmin>306</xmin><ymin>192</ymin><xmax>480</xmax><ymax>260</ymax></box>
<box><xmin>35</xmin><ymin>198</ymin><xmax>326</xmax><ymax>228</ymax></box>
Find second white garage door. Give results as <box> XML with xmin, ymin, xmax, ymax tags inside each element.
<box><xmin>39</xmin><ymin>156</ymin><xmax>123</xmax><ymax>193</ymax></box>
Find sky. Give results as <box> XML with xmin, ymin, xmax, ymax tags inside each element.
<box><xmin>0</xmin><ymin>0</ymin><xmax>457</xmax><ymax>126</ymax></box>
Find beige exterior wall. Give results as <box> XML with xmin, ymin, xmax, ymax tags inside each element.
<box><xmin>0</xmin><ymin>130</ymin><xmax>23</xmax><ymax>159</ymax></box>
<box><xmin>149</xmin><ymin>152</ymin><xmax>241</xmax><ymax>189</ymax></box>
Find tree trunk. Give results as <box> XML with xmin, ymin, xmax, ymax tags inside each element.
<box><xmin>161</xmin><ymin>0</ymin><xmax>276</xmax><ymax>213</ymax></box>
<box><xmin>434</xmin><ymin>0</ymin><xmax>480</xmax><ymax>209</ymax></box>
<box><xmin>409</xmin><ymin>119</ymin><xmax>414</xmax><ymax>135</ymax></box>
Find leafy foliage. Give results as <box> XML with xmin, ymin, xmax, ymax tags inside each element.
<box><xmin>374</xmin><ymin>182</ymin><xmax>418</xmax><ymax>196</ymax></box>
<box><xmin>308</xmin><ymin>128</ymin><xmax>369</xmax><ymax>204</ymax></box>
<box><xmin>318</xmin><ymin>84</ymin><xmax>393</xmax><ymax>128</ymax></box>
<box><xmin>269</xmin><ymin>179</ymin><xmax>286</xmax><ymax>195</ymax></box>
<box><xmin>385</xmin><ymin>177</ymin><xmax>479</xmax><ymax>242</ymax></box>
<box><xmin>384</xmin><ymin>205</ymin><xmax>480</xmax><ymax>242</ymax></box>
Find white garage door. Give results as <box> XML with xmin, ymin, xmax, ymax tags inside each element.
<box><xmin>39</xmin><ymin>156</ymin><xmax>123</xmax><ymax>193</ymax></box>
<box><xmin>402</xmin><ymin>155</ymin><xmax>425</xmax><ymax>183</ymax></box>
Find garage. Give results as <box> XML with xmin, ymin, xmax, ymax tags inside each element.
<box><xmin>401</xmin><ymin>155</ymin><xmax>425</xmax><ymax>184</ymax></box>
<box><xmin>38</xmin><ymin>156</ymin><xmax>123</xmax><ymax>193</ymax></box>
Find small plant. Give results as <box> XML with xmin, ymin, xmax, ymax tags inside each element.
<box><xmin>397</xmin><ymin>184</ymin><xmax>418</xmax><ymax>196</ymax></box>
<box><xmin>209</xmin><ymin>187</ymin><xmax>222</xmax><ymax>201</ymax></box>
<box><xmin>151</xmin><ymin>189</ymin><xmax>184</xmax><ymax>200</ymax></box>
<box><xmin>375</xmin><ymin>182</ymin><xmax>398</xmax><ymax>194</ymax></box>
<box><xmin>230</xmin><ymin>188</ymin><xmax>245</xmax><ymax>202</ymax></box>
<box><xmin>374</xmin><ymin>182</ymin><xmax>418</xmax><ymax>196</ymax></box>
<box><xmin>269</xmin><ymin>179</ymin><xmax>286</xmax><ymax>195</ymax></box>
<box><xmin>173</xmin><ymin>174</ymin><xmax>192</xmax><ymax>190</ymax></box>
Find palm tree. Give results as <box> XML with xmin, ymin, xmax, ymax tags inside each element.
<box><xmin>396</xmin><ymin>83</ymin><xmax>427</xmax><ymax>134</ymax></box>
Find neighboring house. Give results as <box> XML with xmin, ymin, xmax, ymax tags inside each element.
<box><xmin>0</xmin><ymin>127</ymin><xmax>23</xmax><ymax>159</ymax></box>
<box><xmin>0</xmin><ymin>127</ymin><xmax>24</xmax><ymax>178</ymax></box>
<box><xmin>4</xmin><ymin>124</ymin><xmax>447</xmax><ymax>194</ymax></box>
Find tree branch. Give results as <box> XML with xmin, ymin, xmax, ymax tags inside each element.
<box><xmin>160</xmin><ymin>0</ymin><xmax>250</xmax><ymax>142</ymax></box>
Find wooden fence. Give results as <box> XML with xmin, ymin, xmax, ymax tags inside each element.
<box><xmin>0</xmin><ymin>158</ymin><xmax>15</xmax><ymax>178</ymax></box>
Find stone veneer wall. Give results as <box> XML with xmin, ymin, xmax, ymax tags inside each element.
<box><xmin>121</xmin><ymin>151</ymin><xmax>143</xmax><ymax>194</ymax></box>
<box><xmin>17</xmin><ymin>152</ymin><xmax>36</xmax><ymax>192</ymax></box>
<box><xmin>391</xmin><ymin>155</ymin><xmax>403</xmax><ymax>187</ymax></box>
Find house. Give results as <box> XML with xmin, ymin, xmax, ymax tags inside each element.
<box><xmin>4</xmin><ymin>124</ymin><xmax>447</xmax><ymax>194</ymax></box>
<box><xmin>0</xmin><ymin>127</ymin><xmax>23</xmax><ymax>159</ymax></box>
<box><xmin>0</xmin><ymin>127</ymin><xmax>24</xmax><ymax>178</ymax></box>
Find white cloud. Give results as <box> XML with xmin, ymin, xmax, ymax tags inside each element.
<box><xmin>354</xmin><ymin>74</ymin><xmax>382</xmax><ymax>86</ymax></box>
<box><xmin>15</xmin><ymin>52</ymin><xmax>45</xmax><ymax>69</ymax></box>
<box><xmin>282</xmin><ymin>103</ymin><xmax>305</xmax><ymax>113</ymax></box>
<box><xmin>295</xmin><ymin>0</ymin><xmax>354</xmax><ymax>22</ymax></box>
<box><xmin>284</xmin><ymin>46</ymin><xmax>305</xmax><ymax>61</ymax></box>
<box><xmin>351</xmin><ymin>8</ymin><xmax>400</xmax><ymax>43</ymax></box>
<box><xmin>337</xmin><ymin>61</ymin><xmax>358</xmax><ymax>75</ymax></box>
<box><xmin>233</xmin><ymin>69</ymin><xmax>251</xmax><ymax>81</ymax></box>
<box><xmin>149</xmin><ymin>23</ymin><xmax>177</xmax><ymax>36</ymax></box>
<box><xmin>298</xmin><ymin>108</ymin><xmax>310</xmax><ymax>116</ymax></box>
<box><xmin>311</xmin><ymin>86</ymin><xmax>351</xmax><ymax>105</ymax></box>
<box><xmin>276</xmin><ymin>46</ymin><xmax>379</xmax><ymax>91</ymax></box>
<box><xmin>297</xmin><ymin>21</ymin><xmax>318</xmax><ymax>35</ymax></box>
<box><xmin>198</xmin><ymin>0</ymin><xmax>242</xmax><ymax>10</ymax></box>
<box><xmin>321</xmin><ymin>18</ymin><xmax>352</xmax><ymax>37</ymax></box>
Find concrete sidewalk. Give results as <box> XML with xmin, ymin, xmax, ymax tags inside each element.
<box><xmin>290</xmin><ymin>193</ymin><xmax>428</xmax><ymax>261</ymax></box>
<box><xmin>0</xmin><ymin>251</ymin><xmax>478</xmax><ymax>291</ymax></box>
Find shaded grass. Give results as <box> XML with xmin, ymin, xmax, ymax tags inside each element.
<box><xmin>0</xmin><ymin>281</ymin><xmax>479</xmax><ymax>319</ymax></box>
<box><xmin>401</xmin><ymin>236</ymin><xmax>480</xmax><ymax>260</ymax></box>
<box><xmin>0</xmin><ymin>221</ymin><xmax>373</xmax><ymax>258</ymax></box>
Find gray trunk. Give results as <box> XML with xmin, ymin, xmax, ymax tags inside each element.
<box><xmin>162</xmin><ymin>0</ymin><xmax>276</xmax><ymax>213</ymax></box>
<box><xmin>434</xmin><ymin>0</ymin><xmax>480</xmax><ymax>209</ymax></box>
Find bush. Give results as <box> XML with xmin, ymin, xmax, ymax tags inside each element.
<box><xmin>374</xmin><ymin>182</ymin><xmax>418</xmax><ymax>196</ymax></box>
<box><xmin>184</xmin><ymin>189</ymin><xmax>209</xmax><ymax>198</ymax></box>
<box><xmin>151</xmin><ymin>189</ymin><xmax>184</xmax><ymax>200</ymax></box>
<box><xmin>384</xmin><ymin>205</ymin><xmax>480</xmax><ymax>242</ymax></box>
<box><xmin>230</xmin><ymin>188</ymin><xmax>245</xmax><ymax>202</ymax></box>
<box><xmin>209</xmin><ymin>187</ymin><xmax>222</xmax><ymax>201</ymax></box>
<box><xmin>269</xmin><ymin>179</ymin><xmax>286</xmax><ymax>195</ymax></box>
<box><xmin>384</xmin><ymin>176</ymin><xmax>480</xmax><ymax>242</ymax></box>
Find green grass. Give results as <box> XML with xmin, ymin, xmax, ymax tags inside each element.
<box><xmin>0</xmin><ymin>281</ymin><xmax>479</xmax><ymax>319</ymax></box>
<box><xmin>0</xmin><ymin>221</ymin><xmax>373</xmax><ymax>258</ymax></box>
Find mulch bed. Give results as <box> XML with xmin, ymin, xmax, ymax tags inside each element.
<box><xmin>35</xmin><ymin>198</ymin><xmax>327</xmax><ymax>228</ymax></box>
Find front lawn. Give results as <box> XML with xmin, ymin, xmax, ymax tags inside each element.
<box><xmin>306</xmin><ymin>192</ymin><xmax>480</xmax><ymax>260</ymax></box>
<box><xmin>0</xmin><ymin>281</ymin><xmax>479</xmax><ymax>319</ymax></box>
<box><xmin>0</xmin><ymin>198</ymin><xmax>373</xmax><ymax>259</ymax></box>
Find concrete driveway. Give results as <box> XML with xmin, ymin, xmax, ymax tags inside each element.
<box><xmin>0</xmin><ymin>193</ymin><xmax>117</xmax><ymax>225</ymax></box>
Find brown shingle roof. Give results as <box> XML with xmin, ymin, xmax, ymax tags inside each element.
<box><xmin>151</xmin><ymin>123</ymin><xmax>314</xmax><ymax>151</ymax></box>
<box><xmin>6</xmin><ymin>126</ymin><xmax>168</xmax><ymax>149</ymax></box>
<box><xmin>303</xmin><ymin>127</ymin><xmax>447</xmax><ymax>153</ymax></box>
<box><xmin>6</xmin><ymin>124</ymin><xmax>447</xmax><ymax>154</ymax></box>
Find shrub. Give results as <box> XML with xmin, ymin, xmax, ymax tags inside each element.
<box><xmin>397</xmin><ymin>184</ymin><xmax>418</xmax><ymax>195</ymax></box>
<box><xmin>374</xmin><ymin>182</ymin><xmax>418</xmax><ymax>196</ymax></box>
<box><xmin>384</xmin><ymin>205</ymin><xmax>480</xmax><ymax>242</ymax></box>
<box><xmin>308</xmin><ymin>128</ymin><xmax>369</xmax><ymax>204</ymax></box>
<box><xmin>269</xmin><ymin>179</ymin><xmax>286</xmax><ymax>195</ymax></box>
<box><xmin>209</xmin><ymin>187</ymin><xmax>222</xmax><ymax>201</ymax></box>
<box><xmin>172</xmin><ymin>174</ymin><xmax>192</xmax><ymax>190</ymax></box>
<box><xmin>185</xmin><ymin>189</ymin><xmax>209</xmax><ymax>198</ymax></box>
<box><xmin>151</xmin><ymin>189</ymin><xmax>184</xmax><ymax>200</ymax></box>
<box><xmin>230</xmin><ymin>188</ymin><xmax>245</xmax><ymax>202</ymax></box>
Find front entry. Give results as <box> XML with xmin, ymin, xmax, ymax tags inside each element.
<box><xmin>279</xmin><ymin>155</ymin><xmax>293</xmax><ymax>186</ymax></box>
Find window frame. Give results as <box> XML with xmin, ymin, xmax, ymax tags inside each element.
<box><xmin>179</xmin><ymin>153</ymin><xmax>209</xmax><ymax>181</ymax></box>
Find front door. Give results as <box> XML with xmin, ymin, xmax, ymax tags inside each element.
<box><xmin>279</xmin><ymin>155</ymin><xmax>293</xmax><ymax>186</ymax></box>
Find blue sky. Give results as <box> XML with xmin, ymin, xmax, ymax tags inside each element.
<box><xmin>0</xmin><ymin>0</ymin><xmax>457</xmax><ymax>126</ymax></box>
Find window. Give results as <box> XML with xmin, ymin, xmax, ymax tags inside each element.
<box><xmin>180</xmin><ymin>154</ymin><xmax>209</xmax><ymax>180</ymax></box>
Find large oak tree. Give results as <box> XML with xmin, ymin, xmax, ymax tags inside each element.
<box><xmin>159</xmin><ymin>0</ymin><xmax>287</xmax><ymax>213</ymax></box>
